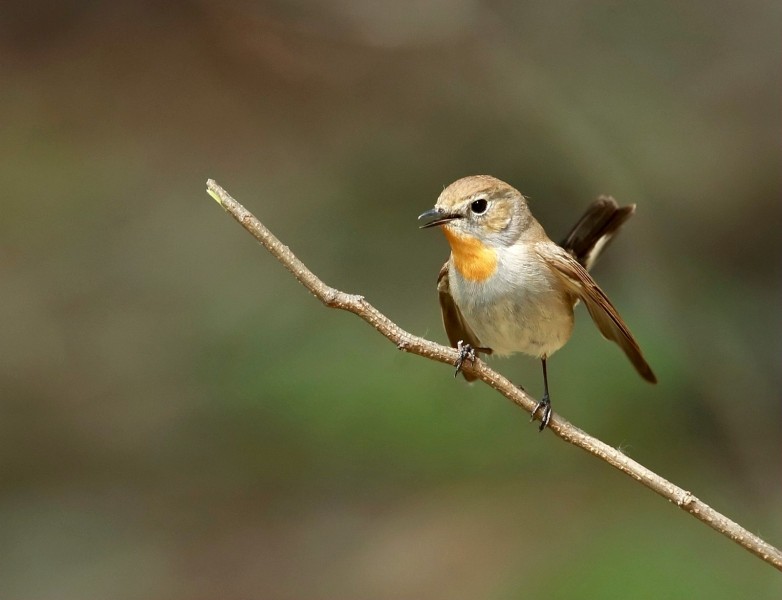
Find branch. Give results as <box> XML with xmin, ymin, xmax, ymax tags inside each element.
<box><xmin>206</xmin><ymin>179</ymin><xmax>782</xmax><ymax>571</ymax></box>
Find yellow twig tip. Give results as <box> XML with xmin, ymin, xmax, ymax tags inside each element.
<box><xmin>207</xmin><ymin>189</ymin><xmax>222</xmax><ymax>205</ymax></box>
<box><xmin>206</xmin><ymin>180</ymin><xmax>222</xmax><ymax>206</ymax></box>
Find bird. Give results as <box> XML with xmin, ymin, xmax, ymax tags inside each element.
<box><xmin>418</xmin><ymin>175</ymin><xmax>656</xmax><ymax>430</ymax></box>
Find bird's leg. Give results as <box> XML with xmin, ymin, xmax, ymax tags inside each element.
<box><xmin>454</xmin><ymin>340</ymin><xmax>476</xmax><ymax>377</ymax></box>
<box><xmin>530</xmin><ymin>357</ymin><xmax>552</xmax><ymax>431</ymax></box>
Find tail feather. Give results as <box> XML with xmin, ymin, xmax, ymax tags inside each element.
<box><xmin>560</xmin><ymin>196</ymin><xmax>635</xmax><ymax>271</ymax></box>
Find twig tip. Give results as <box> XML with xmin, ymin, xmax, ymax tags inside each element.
<box><xmin>206</xmin><ymin>180</ymin><xmax>223</xmax><ymax>206</ymax></box>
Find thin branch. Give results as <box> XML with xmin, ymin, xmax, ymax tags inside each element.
<box><xmin>206</xmin><ymin>179</ymin><xmax>782</xmax><ymax>571</ymax></box>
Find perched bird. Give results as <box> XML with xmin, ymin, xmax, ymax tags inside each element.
<box><xmin>419</xmin><ymin>175</ymin><xmax>656</xmax><ymax>430</ymax></box>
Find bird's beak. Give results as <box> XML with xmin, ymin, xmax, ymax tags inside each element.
<box><xmin>418</xmin><ymin>208</ymin><xmax>460</xmax><ymax>229</ymax></box>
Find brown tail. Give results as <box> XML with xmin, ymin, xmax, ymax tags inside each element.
<box><xmin>560</xmin><ymin>196</ymin><xmax>635</xmax><ymax>271</ymax></box>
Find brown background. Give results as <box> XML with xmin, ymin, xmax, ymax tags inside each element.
<box><xmin>1</xmin><ymin>1</ymin><xmax>780</xmax><ymax>598</ymax></box>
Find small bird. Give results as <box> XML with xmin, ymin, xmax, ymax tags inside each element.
<box><xmin>419</xmin><ymin>175</ymin><xmax>656</xmax><ymax>430</ymax></box>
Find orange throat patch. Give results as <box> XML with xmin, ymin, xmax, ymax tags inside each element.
<box><xmin>443</xmin><ymin>228</ymin><xmax>498</xmax><ymax>282</ymax></box>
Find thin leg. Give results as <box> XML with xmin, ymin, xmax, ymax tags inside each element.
<box><xmin>530</xmin><ymin>357</ymin><xmax>552</xmax><ymax>431</ymax></box>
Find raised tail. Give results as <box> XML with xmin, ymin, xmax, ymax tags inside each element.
<box><xmin>560</xmin><ymin>196</ymin><xmax>635</xmax><ymax>271</ymax></box>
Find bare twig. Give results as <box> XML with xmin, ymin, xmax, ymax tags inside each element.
<box><xmin>206</xmin><ymin>179</ymin><xmax>782</xmax><ymax>571</ymax></box>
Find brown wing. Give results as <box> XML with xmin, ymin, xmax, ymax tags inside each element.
<box><xmin>536</xmin><ymin>245</ymin><xmax>657</xmax><ymax>384</ymax></box>
<box><xmin>437</xmin><ymin>262</ymin><xmax>490</xmax><ymax>382</ymax></box>
<box><xmin>560</xmin><ymin>196</ymin><xmax>636</xmax><ymax>271</ymax></box>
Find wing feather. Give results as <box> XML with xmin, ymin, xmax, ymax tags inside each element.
<box><xmin>536</xmin><ymin>245</ymin><xmax>657</xmax><ymax>383</ymax></box>
<box><xmin>437</xmin><ymin>263</ymin><xmax>490</xmax><ymax>381</ymax></box>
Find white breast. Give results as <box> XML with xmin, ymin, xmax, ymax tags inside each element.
<box><xmin>447</xmin><ymin>243</ymin><xmax>574</xmax><ymax>358</ymax></box>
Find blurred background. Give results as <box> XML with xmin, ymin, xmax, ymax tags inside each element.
<box><xmin>1</xmin><ymin>1</ymin><xmax>780</xmax><ymax>598</ymax></box>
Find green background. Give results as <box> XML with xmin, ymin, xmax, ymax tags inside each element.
<box><xmin>2</xmin><ymin>1</ymin><xmax>780</xmax><ymax>598</ymax></box>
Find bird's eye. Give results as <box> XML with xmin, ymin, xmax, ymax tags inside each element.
<box><xmin>470</xmin><ymin>198</ymin><xmax>488</xmax><ymax>214</ymax></box>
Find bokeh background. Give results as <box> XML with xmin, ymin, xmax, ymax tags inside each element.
<box><xmin>2</xmin><ymin>1</ymin><xmax>780</xmax><ymax>598</ymax></box>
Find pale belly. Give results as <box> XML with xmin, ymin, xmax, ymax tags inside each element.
<box><xmin>448</xmin><ymin>261</ymin><xmax>574</xmax><ymax>358</ymax></box>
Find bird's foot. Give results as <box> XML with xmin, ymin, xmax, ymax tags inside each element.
<box><xmin>530</xmin><ymin>393</ymin><xmax>552</xmax><ymax>432</ymax></box>
<box><xmin>454</xmin><ymin>341</ymin><xmax>476</xmax><ymax>377</ymax></box>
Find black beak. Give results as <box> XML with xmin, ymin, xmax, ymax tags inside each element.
<box><xmin>418</xmin><ymin>208</ymin><xmax>460</xmax><ymax>229</ymax></box>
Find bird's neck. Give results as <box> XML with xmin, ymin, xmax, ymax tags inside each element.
<box><xmin>443</xmin><ymin>228</ymin><xmax>498</xmax><ymax>282</ymax></box>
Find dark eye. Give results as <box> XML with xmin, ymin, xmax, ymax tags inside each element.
<box><xmin>470</xmin><ymin>198</ymin><xmax>488</xmax><ymax>214</ymax></box>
